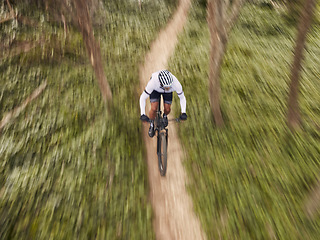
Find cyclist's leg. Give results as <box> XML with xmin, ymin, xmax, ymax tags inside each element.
<box><xmin>164</xmin><ymin>103</ymin><xmax>171</xmax><ymax>115</ymax></box>
<box><xmin>163</xmin><ymin>92</ymin><xmax>173</xmax><ymax>115</ymax></box>
<box><xmin>149</xmin><ymin>102</ymin><xmax>159</xmax><ymax>120</ymax></box>
<box><xmin>149</xmin><ymin>91</ymin><xmax>161</xmax><ymax>120</ymax></box>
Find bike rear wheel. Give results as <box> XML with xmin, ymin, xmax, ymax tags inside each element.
<box><xmin>157</xmin><ymin>132</ymin><xmax>167</xmax><ymax>176</ymax></box>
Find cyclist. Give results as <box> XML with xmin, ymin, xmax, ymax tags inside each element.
<box><xmin>140</xmin><ymin>70</ymin><xmax>187</xmax><ymax>137</ymax></box>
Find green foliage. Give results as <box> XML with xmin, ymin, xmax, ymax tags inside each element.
<box><xmin>170</xmin><ymin>1</ymin><xmax>320</xmax><ymax>239</ymax></box>
<box><xmin>0</xmin><ymin>0</ymin><xmax>177</xmax><ymax>239</ymax></box>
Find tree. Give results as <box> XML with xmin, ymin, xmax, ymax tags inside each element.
<box><xmin>0</xmin><ymin>0</ymin><xmax>15</xmax><ymax>24</ymax></box>
<box><xmin>53</xmin><ymin>0</ymin><xmax>112</xmax><ymax>103</ymax></box>
<box><xmin>2</xmin><ymin>0</ymin><xmax>112</xmax><ymax>104</ymax></box>
<box><xmin>207</xmin><ymin>0</ymin><xmax>244</xmax><ymax>127</ymax></box>
<box><xmin>73</xmin><ymin>0</ymin><xmax>113</xmax><ymax>103</ymax></box>
<box><xmin>287</xmin><ymin>0</ymin><xmax>316</xmax><ymax>130</ymax></box>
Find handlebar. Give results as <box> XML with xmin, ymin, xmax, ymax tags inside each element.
<box><xmin>141</xmin><ymin>117</ymin><xmax>183</xmax><ymax>123</ymax></box>
<box><xmin>168</xmin><ymin>118</ymin><xmax>181</xmax><ymax>122</ymax></box>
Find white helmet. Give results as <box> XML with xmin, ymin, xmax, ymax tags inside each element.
<box><xmin>158</xmin><ymin>70</ymin><xmax>173</xmax><ymax>88</ymax></box>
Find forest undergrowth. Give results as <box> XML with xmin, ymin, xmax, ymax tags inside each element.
<box><xmin>170</xmin><ymin>1</ymin><xmax>320</xmax><ymax>239</ymax></box>
<box><xmin>0</xmin><ymin>0</ymin><xmax>177</xmax><ymax>239</ymax></box>
<box><xmin>2</xmin><ymin>0</ymin><xmax>320</xmax><ymax>239</ymax></box>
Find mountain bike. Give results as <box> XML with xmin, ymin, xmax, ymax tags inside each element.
<box><xmin>154</xmin><ymin>96</ymin><xmax>180</xmax><ymax>176</ymax></box>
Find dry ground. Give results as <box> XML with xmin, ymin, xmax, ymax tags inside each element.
<box><xmin>139</xmin><ymin>0</ymin><xmax>206</xmax><ymax>239</ymax></box>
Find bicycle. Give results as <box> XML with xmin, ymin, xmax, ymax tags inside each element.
<box><xmin>152</xmin><ymin>96</ymin><xmax>180</xmax><ymax>176</ymax></box>
<box><xmin>140</xmin><ymin>96</ymin><xmax>185</xmax><ymax>176</ymax></box>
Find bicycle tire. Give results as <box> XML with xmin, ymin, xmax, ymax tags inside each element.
<box><xmin>157</xmin><ymin>132</ymin><xmax>167</xmax><ymax>176</ymax></box>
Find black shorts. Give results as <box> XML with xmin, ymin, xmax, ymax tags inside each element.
<box><xmin>150</xmin><ymin>91</ymin><xmax>172</xmax><ymax>105</ymax></box>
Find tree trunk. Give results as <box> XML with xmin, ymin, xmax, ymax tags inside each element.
<box><xmin>305</xmin><ymin>179</ymin><xmax>320</xmax><ymax>220</ymax></box>
<box><xmin>287</xmin><ymin>0</ymin><xmax>316</xmax><ymax>130</ymax></box>
<box><xmin>207</xmin><ymin>0</ymin><xmax>243</xmax><ymax>127</ymax></box>
<box><xmin>0</xmin><ymin>81</ymin><xmax>47</xmax><ymax>131</ymax></box>
<box><xmin>74</xmin><ymin>0</ymin><xmax>112</xmax><ymax>103</ymax></box>
<box><xmin>207</xmin><ymin>0</ymin><xmax>225</xmax><ymax>127</ymax></box>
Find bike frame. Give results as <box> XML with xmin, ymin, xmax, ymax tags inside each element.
<box><xmin>151</xmin><ymin>95</ymin><xmax>180</xmax><ymax>176</ymax></box>
<box><xmin>155</xmin><ymin>97</ymin><xmax>168</xmax><ymax>137</ymax></box>
<box><xmin>155</xmin><ymin>96</ymin><xmax>168</xmax><ymax>153</ymax></box>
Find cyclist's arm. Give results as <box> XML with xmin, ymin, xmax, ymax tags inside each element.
<box><xmin>172</xmin><ymin>77</ymin><xmax>186</xmax><ymax>113</ymax></box>
<box><xmin>140</xmin><ymin>91</ymin><xmax>150</xmax><ymax>115</ymax></box>
<box><xmin>177</xmin><ymin>92</ymin><xmax>186</xmax><ymax>113</ymax></box>
<box><xmin>140</xmin><ymin>77</ymin><xmax>157</xmax><ymax>115</ymax></box>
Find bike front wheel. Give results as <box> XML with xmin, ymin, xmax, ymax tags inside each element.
<box><xmin>157</xmin><ymin>132</ymin><xmax>167</xmax><ymax>176</ymax></box>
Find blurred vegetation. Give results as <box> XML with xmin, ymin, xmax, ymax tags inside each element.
<box><xmin>2</xmin><ymin>0</ymin><xmax>320</xmax><ymax>239</ymax></box>
<box><xmin>0</xmin><ymin>0</ymin><xmax>177</xmax><ymax>239</ymax></box>
<box><xmin>170</xmin><ymin>0</ymin><xmax>320</xmax><ymax>239</ymax></box>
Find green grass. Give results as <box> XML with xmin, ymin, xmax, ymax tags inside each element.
<box><xmin>2</xmin><ymin>0</ymin><xmax>320</xmax><ymax>239</ymax></box>
<box><xmin>170</xmin><ymin>1</ymin><xmax>320</xmax><ymax>239</ymax></box>
<box><xmin>0</xmin><ymin>0</ymin><xmax>177</xmax><ymax>239</ymax></box>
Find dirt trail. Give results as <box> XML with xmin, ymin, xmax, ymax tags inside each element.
<box><xmin>139</xmin><ymin>0</ymin><xmax>206</xmax><ymax>239</ymax></box>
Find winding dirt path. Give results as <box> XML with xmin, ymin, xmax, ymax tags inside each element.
<box><xmin>139</xmin><ymin>0</ymin><xmax>206</xmax><ymax>239</ymax></box>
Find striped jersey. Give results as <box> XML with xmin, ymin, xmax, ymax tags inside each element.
<box><xmin>144</xmin><ymin>70</ymin><xmax>183</xmax><ymax>95</ymax></box>
<box><xmin>139</xmin><ymin>70</ymin><xmax>186</xmax><ymax>115</ymax></box>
